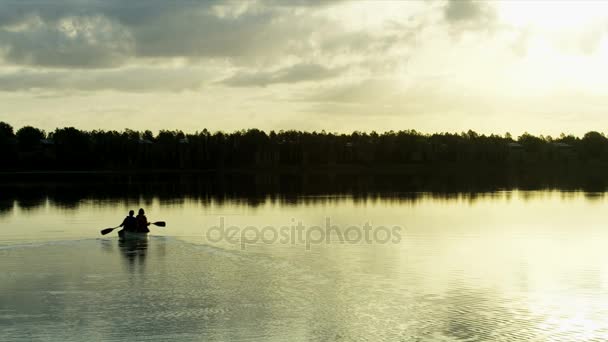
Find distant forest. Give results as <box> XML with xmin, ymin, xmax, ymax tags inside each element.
<box><xmin>0</xmin><ymin>121</ymin><xmax>607</xmax><ymax>171</ymax></box>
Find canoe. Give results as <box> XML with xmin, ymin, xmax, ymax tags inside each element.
<box><xmin>118</xmin><ymin>230</ymin><xmax>149</xmax><ymax>240</ymax></box>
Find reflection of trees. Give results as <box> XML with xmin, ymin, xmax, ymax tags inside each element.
<box><xmin>15</xmin><ymin>197</ymin><xmax>46</xmax><ymax>212</ymax></box>
<box><xmin>0</xmin><ymin>200</ymin><xmax>14</xmax><ymax>216</ymax></box>
<box><xmin>2</xmin><ymin>170</ymin><xmax>608</xmax><ymax>216</ymax></box>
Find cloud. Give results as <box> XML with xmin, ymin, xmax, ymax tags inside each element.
<box><xmin>221</xmin><ymin>63</ymin><xmax>345</xmax><ymax>87</ymax></box>
<box><xmin>0</xmin><ymin>1</ymin><xmax>336</xmax><ymax>68</ymax></box>
<box><xmin>0</xmin><ymin>15</ymin><xmax>133</xmax><ymax>68</ymax></box>
<box><xmin>0</xmin><ymin>0</ymin><xmax>427</xmax><ymax>70</ymax></box>
<box><xmin>444</xmin><ymin>0</ymin><xmax>483</xmax><ymax>22</ymax></box>
<box><xmin>301</xmin><ymin>78</ymin><xmax>404</xmax><ymax>104</ymax></box>
<box><xmin>443</xmin><ymin>0</ymin><xmax>496</xmax><ymax>31</ymax></box>
<box><xmin>0</xmin><ymin>67</ymin><xmax>212</xmax><ymax>92</ymax></box>
<box><xmin>0</xmin><ymin>0</ymin><xmax>428</xmax><ymax>95</ymax></box>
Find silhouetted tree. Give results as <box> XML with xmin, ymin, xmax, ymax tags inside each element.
<box><xmin>16</xmin><ymin>126</ymin><xmax>44</xmax><ymax>151</ymax></box>
<box><xmin>53</xmin><ymin>127</ymin><xmax>91</xmax><ymax>168</ymax></box>
<box><xmin>5</xmin><ymin>121</ymin><xmax>608</xmax><ymax>171</ymax></box>
<box><xmin>0</xmin><ymin>122</ymin><xmax>17</xmax><ymax>168</ymax></box>
<box><xmin>0</xmin><ymin>122</ymin><xmax>14</xmax><ymax>143</ymax></box>
<box><xmin>580</xmin><ymin>132</ymin><xmax>608</xmax><ymax>160</ymax></box>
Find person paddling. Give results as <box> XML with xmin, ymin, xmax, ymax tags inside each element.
<box><xmin>118</xmin><ymin>210</ymin><xmax>137</xmax><ymax>234</ymax></box>
<box><xmin>99</xmin><ymin>210</ymin><xmax>164</xmax><ymax>236</ymax></box>
<box><xmin>136</xmin><ymin>208</ymin><xmax>151</xmax><ymax>233</ymax></box>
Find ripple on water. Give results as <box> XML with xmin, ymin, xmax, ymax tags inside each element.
<box><xmin>2</xmin><ymin>237</ymin><xmax>608</xmax><ymax>341</ymax></box>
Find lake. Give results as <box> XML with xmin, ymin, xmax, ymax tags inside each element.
<box><xmin>2</xmin><ymin>174</ymin><xmax>608</xmax><ymax>341</ymax></box>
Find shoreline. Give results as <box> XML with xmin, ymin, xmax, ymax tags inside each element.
<box><xmin>0</xmin><ymin>162</ymin><xmax>603</xmax><ymax>175</ymax></box>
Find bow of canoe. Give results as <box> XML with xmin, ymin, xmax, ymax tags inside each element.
<box><xmin>118</xmin><ymin>230</ymin><xmax>149</xmax><ymax>240</ymax></box>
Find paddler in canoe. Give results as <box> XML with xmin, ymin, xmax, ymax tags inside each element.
<box><xmin>100</xmin><ymin>209</ymin><xmax>165</xmax><ymax>236</ymax></box>
<box><xmin>136</xmin><ymin>208</ymin><xmax>151</xmax><ymax>233</ymax></box>
<box><xmin>118</xmin><ymin>210</ymin><xmax>138</xmax><ymax>235</ymax></box>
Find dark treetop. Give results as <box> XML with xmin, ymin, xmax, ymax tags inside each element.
<box><xmin>0</xmin><ymin>122</ymin><xmax>605</xmax><ymax>172</ymax></box>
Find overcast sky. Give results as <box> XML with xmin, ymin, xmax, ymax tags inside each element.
<box><xmin>1</xmin><ymin>0</ymin><xmax>608</xmax><ymax>136</ymax></box>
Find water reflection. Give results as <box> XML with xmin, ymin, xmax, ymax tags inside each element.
<box><xmin>0</xmin><ymin>169</ymin><xmax>607</xmax><ymax>210</ymax></box>
<box><xmin>118</xmin><ymin>236</ymin><xmax>148</xmax><ymax>273</ymax></box>
<box><xmin>4</xmin><ymin>185</ymin><xmax>608</xmax><ymax>340</ymax></box>
<box><xmin>2</xmin><ymin>171</ymin><xmax>608</xmax><ymax>218</ymax></box>
<box><xmin>0</xmin><ymin>199</ymin><xmax>13</xmax><ymax>215</ymax></box>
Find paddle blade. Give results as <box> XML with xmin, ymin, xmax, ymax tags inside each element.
<box><xmin>152</xmin><ymin>221</ymin><xmax>166</xmax><ymax>227</ymax></box>
<box><xmin>100</xmin><ymin>227</ymin><xmax>117</xmax><ymax>235</ymax></box>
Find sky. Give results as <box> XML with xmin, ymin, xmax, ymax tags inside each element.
<box><xmin>1</xmin><ymin>0</ymin><xmax>608</xmax><ymax>136</ymax></box>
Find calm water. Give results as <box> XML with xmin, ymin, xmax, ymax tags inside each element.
<box><xmin>2</xmin><ymin>185</ymin><xmax>608</xmax><ymax>341</ymax></box>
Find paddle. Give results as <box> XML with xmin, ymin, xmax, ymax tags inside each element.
<box><xmin>100</xmin><ymin>221</ymin><xmax>166</xmax><ymax>235</ymax></box>
<box><xmin>100</xmin><ymin>226</ymin><xmax>121</xmax><ymax>236</ymax></box>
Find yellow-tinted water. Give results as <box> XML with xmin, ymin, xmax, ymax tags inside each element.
<box><xmin>2</xmin><ymin>191</ymin><xmax>608</xmax><ymax>341</ymax></box>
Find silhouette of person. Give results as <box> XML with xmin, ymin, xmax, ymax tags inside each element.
<box><xmin>118</xmin><ymin>210</ymin><xmax>137</xmax><ymax>235</ymax></box>
<box><xmin>136</xmin><ymin>208</ymin><xmax>150</xmax><ymax>233</ymax></box>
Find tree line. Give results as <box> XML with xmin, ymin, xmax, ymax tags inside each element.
<box><xmin>1</xmin><ymin>121</ymin><xmax>607</xmax><ymax>171</ymax></box>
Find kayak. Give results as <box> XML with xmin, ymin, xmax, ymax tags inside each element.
<box><xmin>118</xmin><ymin>230</ymin><xmax>149</xmax><ymax>240</ymax></box>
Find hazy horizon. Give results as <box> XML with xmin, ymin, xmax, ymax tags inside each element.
<box><xmin>2</xmin><ymin>119</ymin><xmax>607</xmax><ymax>140</ymax></box>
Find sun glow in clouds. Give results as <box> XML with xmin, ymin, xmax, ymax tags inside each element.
<box><xmin>492</xmin><ymin>0</ymin><xmax>608</xmax><ymax>97</ymax></box>
<box><xmin>497</xmin><ymin>1</ymin><xmax>608</xmax><ymax>31</ymax></box>
<box><xmin>2</xmin><ymin>1</ymin><xmax>608</xmax><ymax>135</ymax></box>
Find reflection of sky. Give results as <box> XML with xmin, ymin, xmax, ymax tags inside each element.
<box><xmin>3</xmin><ymin>191</ymin><xmax>608</xmax><ymax>340</ymax></box>
<box><xmin>1</xmin><ymin>190</ymin><xmax>608</xmax><ymax>245</ymax></box>
<box><xmin>1</xmin><ymin>239</ymin><xmax>330</xmax><ymax>341</ymax></box>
